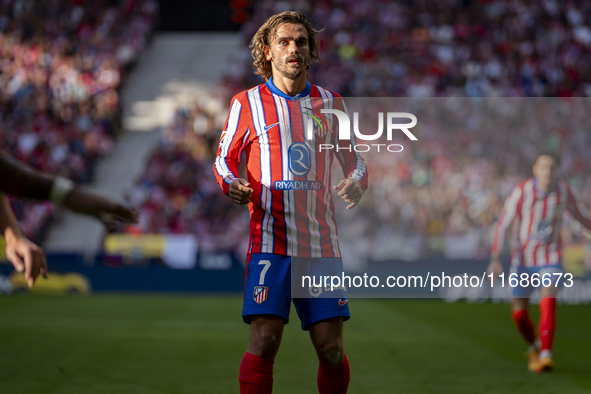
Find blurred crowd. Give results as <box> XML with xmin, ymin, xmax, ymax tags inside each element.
<box><xmin>231</xmin><ymin>0</ymin><xmax>591</xmax><ymax>97</ymax></box>
<box><xmin>0</xmin><ymin>0</ymin><xmax>158</xmax><ymax>242</ymax></box>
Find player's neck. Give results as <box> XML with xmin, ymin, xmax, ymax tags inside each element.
<box><xmin>535</xmin><ymin>178</ymin><xmax>555</xmax><ymax>194</ymax></box>
<box><xmin>271</xmin><ymin>73</ymin><xmax>307</xmax><ymax>97</ymax></box>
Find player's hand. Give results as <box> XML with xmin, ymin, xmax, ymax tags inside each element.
<box><xmin>229</xmin><ymin>178</ymin><xmax>253</xmax><ymax>205</ymax></box>
<box><xmin>487</xmin><ymin>258</ymin><xmax>503</xmax><ymax>281</ymax></box>
<box><xmin>333</xmin><ymin>178</ymin><xmax>364</xmax><ymax>210</ymax></box>
<box><xmin>4</xmin><ymin>227</ymin><xmax>48</xmax><ymax>288</ymax></box>
<box><xmin>63</xmin><ymin>188</ymin><xmax>139</xmax><ymax>231</ymax></box>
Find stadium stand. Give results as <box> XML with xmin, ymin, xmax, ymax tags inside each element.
<box><xmin>0</xmin><ymin>0</ymin><xmax>158</xmax><ymax>243</ymax></box>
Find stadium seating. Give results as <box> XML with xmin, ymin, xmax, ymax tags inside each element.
<box><xmin>0</xmin><ymin>0</ymin><xmax>158</xmax><ymax>242</ymax></box>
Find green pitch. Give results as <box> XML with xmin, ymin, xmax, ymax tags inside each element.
<box><xmin>0</xmin><ymin>296</ymin><xmax>589</xmax><ymax>393</ymax></box>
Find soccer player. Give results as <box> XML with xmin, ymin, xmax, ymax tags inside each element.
<box><xmin>487</xmin><ymin>151</ymin><xmax>591</xmax><ymax>373</ymax></box>
<box><xmin>0</xmin><ymin>152</ymin><xmax>138</xmax><ymax>287</ymax></box>
<box><xmin>213</xmin><ymin>11</ymin><xmax>368</xmax><ymax>394</ymax></box>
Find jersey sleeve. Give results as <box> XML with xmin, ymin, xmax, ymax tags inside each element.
<box><xmin>332</xmin><ymin>98</ymin><xmax>369</xmax><ymax>190</ymax></box>
<box><xmin>566</xmin><ymin>184</ymin><xmax>591</xmax><ymax>230</ymax></box>
<box><xmin>213</xmin><ymin>94</ymin><xmax>251</xmax><ymax>195</ymax></box>
<box><xmin>491</xmin><ymin>184</ymin><xmax>522</xmax><ymax>255</ymax></box>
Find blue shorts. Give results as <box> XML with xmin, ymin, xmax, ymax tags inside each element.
<box><xmin>242</xmin><ymin>253</ymin><xmax>350</xmax><ymax>330</ymax></box>
<box><xmin>510</xmin><ymin>264</ymin><xmax>565</xmax><ymax>298</ymax></box>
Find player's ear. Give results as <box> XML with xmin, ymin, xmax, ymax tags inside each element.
<box><xmin>264</xmin><ymin>46</ymin><xmax>272</xmax><ymax>61</ymax></box>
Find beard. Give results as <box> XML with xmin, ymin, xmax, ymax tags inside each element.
<box><xmin>273</xmin><ymin>55</ymin><xmax>307</xmax><ymax>79</ymax></box>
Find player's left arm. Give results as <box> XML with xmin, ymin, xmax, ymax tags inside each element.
<box><xmin>0</xmin><ymin>193</ymin><xmax>48</xmax><ymax>287</ymax></box>
<box><xmin>333</xmin><ymin>100</ymin><xmax>368</xmax><ymax>210</ymax></box>
<box><xmin>566</xmin><ymin>184</ymin><xmax>591</xmax><ymax>230</ymax></box>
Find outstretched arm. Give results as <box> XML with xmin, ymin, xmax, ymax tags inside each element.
<box><xmin>61</xmin><ymin>186</ymin><xmax>139</xmax><ymax>231</ymax></box>
<box><xmin>0</xmin><ymin>153</ymin><xmax>138</xmax><ymax>230</ymax></box>
<box><xmin>0</xmin><ymin>153</ymin><xmax>53</xmax><ymax>200</ymax></box>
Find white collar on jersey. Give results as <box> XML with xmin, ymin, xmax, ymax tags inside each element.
<box><xmin>266</xmin><ymin>77</ymin><xmax>312</xmax><ymax>101</ymax></box>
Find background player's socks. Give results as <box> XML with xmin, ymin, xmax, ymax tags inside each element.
<box><xmin>317</xmin><ymin>354</ymin><xmax>350</xmax><ymax>394</ymax></box>
<box><xmin>511</xmin><ymin>309</ymin><xmax>536</xmax><ymax>345</ymax></box>
<box><xmin>539</xmin><ymin>297</ymin><xmax>556</xmax><ymax>352</ymax></box>
<box><xmin>239</xmin><ymin>352</ymin><xmax>274</xmax><ymax>394</ymax></box>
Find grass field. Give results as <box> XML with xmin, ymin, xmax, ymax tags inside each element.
<box><xmin>0</xmin><ymin>295</ymin><xmax>589</xmax><ymax>393</ymax></box>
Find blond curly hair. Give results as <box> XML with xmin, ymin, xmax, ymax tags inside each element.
<box><xmin>250</xmin><ymin>11</ymin><xmax>321</xmax><ymax>81</ymax></box>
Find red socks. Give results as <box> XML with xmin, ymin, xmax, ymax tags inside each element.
<box><xmin>317</xmin><ymin>355</ymin><xmax>350</xmax><ymax>394</ymax></box>
<box><xmin>239</xmin><ymin>352</ymin><xmax>350</xmax><ymax>393</ymax></box>
<box><xmin>512</xmin><ymin>298</ymin><xmax>557</xmax><ymax>352</ymax></box>
<box><xmin>539</xmin><ymin>297</ymin><xmax>556</xmax><ymax>351</ymax></box>
<box><xmin>512</xmin><ymin>309</ymin><xmax>536</xmax><ymax>345</ymax></box>
<box><xmin>239</xmin><ymin>352</ymin><xmax>274</xmax><ymax>394</ymax></box>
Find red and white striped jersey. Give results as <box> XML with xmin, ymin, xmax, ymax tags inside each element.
<box><xmin>214</xmin><ymin>78</ymin><xmax>369</xmax><ymax>258</ymax></box>
<box><xmin>492</xmin><ymin>177</ymin><xmax>591</xmax><ymax>267</ymax></box>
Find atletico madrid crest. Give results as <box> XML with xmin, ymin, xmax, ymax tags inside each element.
<box><xmin>253</xmin><ymin>286</ymin><xmax>268</xmax><ymax>304</ymax></box>
<box><xmin>303</xmin><ymin>107</ymin><xmax>330</xmax><ymax>138</ymax></box>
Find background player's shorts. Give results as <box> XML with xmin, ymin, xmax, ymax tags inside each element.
<box><xmin>242</xmin><ymin>253</ymin><xmax>350</xmax><ymax>330</ymax></box>
<box><xmin>510</xmin><ymin>264</ymin><xmax>565</xmax><ymax>298</ymax></box>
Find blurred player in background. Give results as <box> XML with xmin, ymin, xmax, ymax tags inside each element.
<box><xmin>214</xmin><ymin>11</ymin><xmax>368</xmax><ymax>394</ymax></box>
<box><xmin>0</xmin><ymin>152</ymin><xmax>138</xmax><ymax>287</ymax></box>
<box><xmin>488</xmin><ymin>151</ymin><xmax>591</xmax><ymax>373</ymax></box>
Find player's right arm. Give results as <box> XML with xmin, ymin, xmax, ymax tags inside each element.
<box><xmin>488</xmin><ymin>184</ymin><xmax>523</xmax><ymax>277</ymax></box>
<box><xmin>565</xmin><ymin>184</ymin><xmax>591</xmax><ymax>231</ymax></box>
<box><xmin>213</xmin><ymin>93</ymin><xmax>253</xmax><ymax>204</ymax></box>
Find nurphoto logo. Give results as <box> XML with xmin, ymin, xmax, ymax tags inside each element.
<box><xmin>304</xmin><ymin>108</ymin><xmax>418</xmax><ymax>153</ymax></box>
